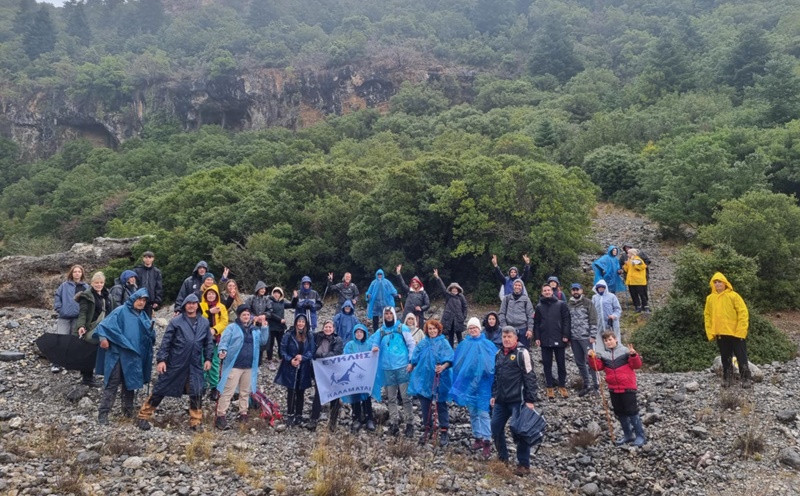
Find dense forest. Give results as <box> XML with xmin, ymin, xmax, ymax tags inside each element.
<box><xmin>1</xmin><ymin>0</ymin><xmax>800</xmax><ymax>369</ymax></box>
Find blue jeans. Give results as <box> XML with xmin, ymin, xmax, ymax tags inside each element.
<box><xmin>541</xmin><ymin>346</ymin><xmax>567</xmax><ymax>387</ymax></box>
<box><xmin>418</xmin><ymin>396</ymin><xmax>449</xmax><ymax>430</ymax></box>
<box><xmin>491</xmin><ymin>401</ymin><xmax>530</xmax><ymax>468</ymax></box>
<box><xmin>570</xmin><ymin>339</ymin><xmax>597</xmax><ymax>389</ymax></box>
<box><xmin>467</xmin><ymin>405</ymin><xmax>491</xmax><ymax>440</ymax></box>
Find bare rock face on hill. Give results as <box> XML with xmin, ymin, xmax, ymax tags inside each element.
<box><xmin>0</xmin><ymin>237</ymin><xmax>140</xmax><ymax>307</ymax></box>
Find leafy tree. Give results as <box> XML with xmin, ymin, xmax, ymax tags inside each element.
<box><xmin>64</xmin><ymin>0</ymin><xmax>92</xmax><ymax>46</ymax></box>
<box><xmin>22</xmin><ymin>5</ymin><xmax>56</xmax><ymax>60</ymax></box>
<box><xmin>13</xmin><ymin>0</ymin><xmax>36</xmax><ymax>36</ymax></box>
<box><xmin>136</xmin><ymin>0</ymin><xmax>165</xmax><ymax>34</ymax></box>
<box><xmin>750</xmin><ymin>56</ymin><xmax>800</xmax><ymax>125</ymax></box>
<box><xmin>390</xmin><ymin>82</ymin><xmax>450</xmax><ymax>116</ymax></box>
<box><xmin>581</xmin><ymin>144</ymin><xmax>642</xmax><ymax>206</ymax></box>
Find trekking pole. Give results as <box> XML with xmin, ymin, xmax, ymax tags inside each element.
<box><xmin>591</xmin><ymin>343</ymin><xmax>615</xmax><ymax>444</ymax></box>
<box><xmin>214</xmin><ymin>357</ymin><xmax>224</xmax><ymax>415</ymax></box>
<box><xmin>289</xmin><ymin>361</ymin><xmax>300</xmax><ymax>425</ymax></box>
<box><xmin>430</xmin><ymin>372</ymin><xmax>440</xmax><ymax>447</ymax></box>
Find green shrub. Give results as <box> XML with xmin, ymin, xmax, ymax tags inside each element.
<box><xmin>633</xmin><ymin>297</ymin><xmax>796</xmax><ymax>372</ymax></box>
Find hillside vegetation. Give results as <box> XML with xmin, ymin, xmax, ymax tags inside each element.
<box><xmin>0</xmin><ymin>0</ymin><xmax>799</xmax><ymax>367</ymax></box>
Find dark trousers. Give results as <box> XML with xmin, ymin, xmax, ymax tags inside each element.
<box><xmin>311</xmin><ymin>381</ymin><xmax>341</xmax><ymax>421</ymax></box>
<box><xmin>514</xmin><ymin>326</ymin><xmax>530</xmax><ymax>348</ymax></box>
<box><xmin>98</xmin><ymin>362</ymin><xmax>134</xmax><ymax>415</ymax></box>
<box><xmin>541</xmin><ymin>346</ymin><xmax>567</xmax><ymax>387</ymax></box>
<box><xmin>372</xmin><ymin>315</ymin><xmax>381</xmax><ymax>332</ymax></box>
<box><xmin>629</xmin><ymin>285</ymin><xmax>648</xmax><ymax>309</ymax></box>
<box><xmin>266</xmin><ymin>329</ymin><xmax>284</xmax><ymax>361</ymax></box>
<box><xmin>718</xmin><ymin>335</ymin><xmax>750</xmax><ymax>379</ymax></box>
<box><xmin>444</xmin><ymin>320</ymin><xmax>462</xmax><ymax>347</ymax></box>
<box><xmin>570</xmin><ymin>339</ymin><xmax>597</xmax><ymax>389</ymax></box>
<box><xmin>418</xmin><ymin>395</ymin><xmax>449</xmax><ymax>430</ymax></box>
<box><xmin>352</xmin><ymin>397</ymin><xmax>374</xmax><ymax>422</ymax></box>
<box><xmin>609</xmin><ymin>390</ymin><xmax>639</xmax><ymax>416</ymax></box>
<box><xmin>148</xmin><ymin>393</ymin><xmax>202</xmax><ymax>411</ymax></box>
<box><xmin>491</xmin><ymin>401</ymin><xmax>530</xmax><ymax>468</ymax></box>
<box><xmin>286</xmin><ymin>388</ymin><xmax>306</xmax><ymax>417</ymax></box>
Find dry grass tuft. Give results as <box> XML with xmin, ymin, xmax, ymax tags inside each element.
<box><xmin>387</xmin><ymin>438</ymin><xmax>414</xmax><ymax>459</ymax></box>
<box><xmin>185</xmin><ymin>431</ymin><xmax>214</xmax><ymax>462</ymax></box>
<box><xmin>719</xmin><ymin>391</ymin><xmax>747</xmax><ymax>410</ymax></box>
<box><xmin>311</xmin><ymin>433</ymin><xmax>360</xmax><ymax>496</ymax></box>
<box><xmin>568</xmin><ymin>429</ymin><xmax>599</xmax><ymax>449</ymax></box>
<box><xmin>102</xmin><ymin>434</ymin><xmax>142</xmax><ymax>457</ymax></box>
<box><xmin>733</xmin><ymin>427</ymin><xmax>766</xmax><ymax>459</ymax></box>
<box><xmin>52</xmin><ymin>465</ymin><xmax>86</xmax><ymax>495</ymax></box>
<box><xmin>9</xmin><ymin>425</ymin><xmax>70</xmax><ymax>459</ymax></box>
<box><xmin>224</xmin><ymin>449</ymin><xmax>251</xmax><ymax>478</ymax></box>
<box><xmin>485</xmin><ymin>459</ymin><xmax>514</xmax><ymax>481</ymax></box>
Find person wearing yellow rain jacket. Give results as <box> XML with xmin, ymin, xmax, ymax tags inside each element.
<box><xmin>199</xmin><ymin>276</ymin><xmax>229</xmax><ymax>399</ymax></box>
<box><xmin>704</xmin><ymin>272</ymin><xmax>751</xmax><ymax>389</ymax></box>
<box><xmin>623</xmin><ymin>248</ymin><xmax>649</xmax><ymax>313</ymax></box>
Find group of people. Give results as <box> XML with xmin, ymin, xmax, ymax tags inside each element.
<box><xmin>47</xmin><ymin>245</ymin><xmax>754</xmax><ymax>476</ymax></box>
<box><xmin>590</xmin><ymin>244</ymin><xmax>651</xmax><ymax>313</ymax></box>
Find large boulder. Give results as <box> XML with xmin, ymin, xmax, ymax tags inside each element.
<box><xmin>711</xmin><ymin>355</ymin><xmax>764</xmax><ymax>382</ymax></box>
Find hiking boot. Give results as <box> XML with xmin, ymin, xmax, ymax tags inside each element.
<box><xmin>190</xmin><ymin>424</ymin><xmax>204</xmax><ymax>433</ymax></box>
<box><xmin>558</xmin><ymin>387</ymin><xmax>569</xmax><ymax>399</ymax></box>
<box><xmin>237</xmin><ymin>414</ymin><xmax>248</xmax><ymax>424</ymax></box>
<box><xmin>365</xmin><ymin>419</ymin><xmax>376</xmax><ymax>432</ymax></box>
<box><xmin>388</xmin><ymin>423</ymin><xmax>400</xmax><ymax>436</ymax></box>
<box><xmin>471</xmin><ymin>439</ymin><xmax>483</xmax><ymax>451</ymax></box>
<box><xmin>404</xmin><ymin>423</ymin><xmax>414</xmax><ymax>438</ymax></box>
<box><xmin>350</xmin><ymin>422</ymin><xmax>361</xmax><ymax>434</ymax></box>
<box><xmin>630</xmin><ymin>415</ymin><xmax>647</xmax><ymax>447</ymax></box>
<box><xmin>209</xmin><ymin>389</ymin><xmax>220</xmax><ymax>402</ymax></box>
<box><xmin>577</xmin><ymin>387</ymin><xmax>590</xmax><ymax>397</ymax></box>
<box><xmin>546</xmin><ymin>388</ymin><xmax>555</xmax><ymax>401</ymax></box>
<box><xmin>268</xmin><ymin>362</ymin><xmax>277</xmax><ymax>371</ymax></box>
<box><xmin>136</xmin><ymin>419</ymin><xmax>151</xmax><ymax>431</ymax></box>
<box><xmin>82</xmin><ymin>377</ymin><xmax>100</xmax><ymax>387</ymax></box>
<box><xmin>643</xmin><ymin>306</ymin><xmax>651</xmax><ymax>313</ymax></box>
<box><xmin>122</xmin><ymin>407</ymin><xmax>134</xmax><ymax>419</ymax></box>
<box><xmin>328</xmin><ymin>416</ymin><xmax>338</xmax><ymax>433</ymax></box>
<box><xmin>634</xmin><ymin>307</ymin><xmax>642</xmax><ymax>313</ymax></box>
<box><xmin>97</xmin><ymin>413</ymin><xmax>108</xmax><ymax>425</ymax></box>
<box><xmin>615</xmin><ymin>416</ymin><xmax>635</xmax><ymax>446</ymax></box>
<box><xmin>215</xmin><ymin>415</ymin><xmax>229</xmax><ymax>430</ymax></box>
<box><xmin>741</xmin><ymin>377</ymin><xmax>753</xmax><ymax>389</ymax></box>
<box><xmin>51</xmin><ymin>365</ymin><xmax>62</xmax><ymax>374</ymax></box>
<box><xmin>481</xmin><ymin>440</ymin><xmax>492</xmax><ymax>459</ymax></box>
<box><xmin>305</xmin><ymin>419</ymin><xmax>318</xmax><ymax>431</ymax></box>
<box><xmin>514</xmin><ymin>465</ymin><xmax>530</xmax><ymax>476</ymax></box>
<box><xmin>439</xmin><ymin>429</ymin><xmax>449</xmax><ymax>447</ymax></box>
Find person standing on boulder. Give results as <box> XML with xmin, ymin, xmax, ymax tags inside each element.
<box><xmin>95</xmin><ymin>288</ymin><xmax>155</xmax><ymax>426</ymax></box>
<box><xmin>52</xmin><ymin>264</ymin><xmax>89</xmax><ymax>373</ymax></box>
<box><xmin>433</xmin><ymin>269</ymin><xmax>468</xmax><ymax>348</ymax></box>
<box><xmin>396</xmin><ymin>265</ymin><xmax>431</xmax><ymax>328</ymax></box>
<box><xmin>327</xmin><ymin>272</ymin><xmax>359</xmax><ymax>314</ymax></box>
<box><xmin>133</xmin><ymin>251</ymin><xmax>163</xmax><ymax>318</ymax></box>
<box><xmin>136</xmin><ymin>294</ymin><xmax>213</xmax><ymax>431</ymax></box>
<box><xmin>704</xmin><ymin>272</ymin><xmax>752</xmax><ymax>389</ymax></box>
<box><xmin>492</xmin><ymin>254</ymin><xmax>531</xmax><ymax>300</ymax></box>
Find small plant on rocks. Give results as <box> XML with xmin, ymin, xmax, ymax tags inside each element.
<box><xmin>311</xmin><ymin>434</ymin><xmax>359</xmax><ymax>496</ymax></box>
<box><xmin>52</xmin><ymin>465</ymin><xmax>85</xmax><ymax>495</ymax></box>
<box><xmin>719</xmin><ymin>391</ymin><xmax>746</xmax><ymax>410</ymax></box>
<box><xmin>387</xmin><ymin>438</ymin><xmax>415</xmax><ymax>459</ymax></box>
<box><xmin>733</xmin><ymin>426</ymin><xmax>766</xmax><ymax>459</ymax></box>
<box><xmin>185</xmin><ymin>432</ymin><xmax>214</xmax><ymax>462</ymax></box>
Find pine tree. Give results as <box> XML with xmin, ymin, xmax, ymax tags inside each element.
<box><xmin>65</xmin><ymin>0</ymin><xmax>92</xmax><ymax>46</ymax></box>
<box><xmin>136</xmin><ymin>0</ymin><xmax>165</xmax><ymax>34</ymax></box>
<box><xmin>13</xmin><ymin>0</ymin><xmax>37</xmax><ymax>36</ymax></box>
<box><xmin>646</xmin><ymin>34</ymin><xmax>695</xmax><ymax>94</ymax></box>
<box><xmin>720</xmin><ymin>27</ymin><xmax>772</xmax><ymax>93</ymax></box>
<box><xmin>22</xmin><ymin>5</ymin><xmax>57</xmax><ymax>60</ymax></box>
<box><xmin>535</xmin><ymin>120</ymin><xmax>557</xmax><ymax>148</ymax></box>
<box><xmin>753</xmin><ymin>56</ymin><xmax>800</xmax><ymax>125</ymax></box>
<box><xmin>528</xmin><ymin>22</ymin><xmax>584</xmax><ymax>84</ymax></box>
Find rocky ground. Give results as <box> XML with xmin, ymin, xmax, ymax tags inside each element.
<box><xmin>2</xmin><ymin>205</ymin><xmax>800</xmax><ymax>495</ymax></box>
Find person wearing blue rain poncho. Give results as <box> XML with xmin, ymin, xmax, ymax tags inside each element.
<box><xmin>368</xmin><ymin>306</ymin><xmax>416</xmax><ymax>438</ymax></box>
<box><xmin>408</xmin><ymin>319</ymin><xmax>454</xmax><ymax>447</ymax></box>
<box><xmin>333</xmin><ymin>300</ymin><xmax>360</xmax><ymax>344</ymax></box>
<box><xmin>343</xmin><ymin>324</ymin><xmax>378</xmax><ymax>433</ymax></box>
<box><xmin>365</xmin><ymin>269</ymin><xmax>398</xmax><ymax>331</ymax></box>
<box><xmin>449</xmin><ymin>317</ymin><xmax>496</xmax><ymax>458</ymax></box>
<box><xmin>95</xmin><ymin>288</ymin><xmax>154</xmax><ymax>426</ymax></box>
<box><xmin>592</xmin><ymin>245</ymin><xmax>626</xmax><ymax>294</ymax></box>
<box><xmin>214</xmin><ymin>304</ymin><xmax>264</xmax><ymax>430</ymax></box>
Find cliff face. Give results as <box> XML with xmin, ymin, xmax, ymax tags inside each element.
<box><xmin>0</xmin><ymin>64</ymin><xmax>431</xmax><ymax>161</ymax></box>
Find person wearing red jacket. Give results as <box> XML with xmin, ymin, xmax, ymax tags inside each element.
<box><xmin>588</xmin><ymin>332</ymin><xmax>646</xmax><ymax>447</ymax></box>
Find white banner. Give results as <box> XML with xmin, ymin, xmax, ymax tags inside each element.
<box><xmin>312</xmin><ymin>351</ymin><xmax>379</xmax><ymax>405</ymax></box>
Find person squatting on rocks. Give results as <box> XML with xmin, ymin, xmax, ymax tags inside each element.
<box><xmin>705</xmin><ymin>272</ymin><xmax>752</xmax><ymax>389</ymax></box>
<box><xmin>491</xmin><ymin>326</ymin><xmax>539</xmax><ymax>476</ymax></box>
<box><xmin>498</xmin><ymin>279</ymin><xmax>534</xmax><ymax>348</ymax></box>
<box><xmin>369</xmin><ymin>306</ymin><xmax>416</xmax><ymax>438</ymax></box>
<box><xmin>365</xmin><ymin>269</ymin><xmax>397</xmax><ymax>331</ymax></box>
<box><xmin>592</xmin><ymin>280</ymin><xmax>621</xmax><ymax>343</ymax></box>
<box><xmin>396</xmin><ymin>264</ymin><xmax>430</xmax><ymax>328</ymax></box>
<box><xmin>343</xmin><ymin>324</ymin><xmax>377</xmax><ymax>433</ymax></box>
<box><xmin>215</xmin><ymin>304</ymin><xmax>264</xmax><ymax>429</ymax></box>
<box><xmin>567</xmin><ymin>283</ymin><xmax>599</xmax><ymax>397</ymax></box>
<box><xmin>291</xmin><ymin>276</ymin><xmax>324</xmax><ymax>332</ymax></box>
<box><xmin>266</xmin><ymin>287</ymin><xmax>291</xmax><ymax>371</ymax></box>
<box><xmin>174</xmin><ymin>260</ymin><xmax>208</xmax><ymax>312</ymax></box>
<box><xmin>95</xmin><ymin>288</ymin><xmax>155</xmax><ymax>426</ymax></box>
<box><xmin>275</xmin><ymin>314</ymin><xmax>315</xmax><ymax>426</ymax></box>
<box><xmin>588</xmin><ymin>333</ymin><xmax>646</xmax><ymax>447</ymax></box>
<box><xmin>433</xmin><ymin>268</ymin><xmax>468</xmax><ymax>348</ymax></box>
<box><xmin>492</xmin><ymin>254</ymin><xmax>531</xmax><ymax>300</ymax></box>
<box><xmin>133</xmin><ymin>251</ymin><xmax>163</xmax><ymax>318</ymax></box>
<box><xmin>449</xmin><ymin>317</ymin><xmax>496</xmax><ymax>458</ymax></box>
<box><xmin>52</xmin><ymin>264</ymin><xmax>88</xmax><ymax>373</ymax></box>
<box><xmin>408</xmin><ymin>319</ymin><xmax>454</xmax><ymax>447</ymax></box>
<box><xmin>534</xmin><ymin>284</ymin><xmax>571</xmax><ymax>401</ymax></box>
<box><xmin>137</xmin><ymin>294</ymin><xmax>213</xmax><ymax>432</ymax></box>
<box><xmin>623</xmin><ymin>248</ymin><xmax>649</xmax><ymax>313</ymax></box>
<box><xmin>200</xmin><ymin>281</ymin><xmax>228</xmax><ymax>399</ymax></box>
<box><xmin>74</xmin><ymin>271</ymin><xmax>112</xmax><ymax>387</ymax></box>
<box><xmin>592</xmin><ymin>246</ymin><xmax>626</xmax><ymax>294</ymax></box>
<box><xmin>309</xmin><ymin>320</ymin><xmax>344</xmax><ymax>432</ymax></box>
<box><xmin>327</xmin><ymin>272</ymin><xmax>359</xmax><ymax>314</ymax></box>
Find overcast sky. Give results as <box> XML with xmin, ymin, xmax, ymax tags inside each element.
<box><xmin>41</xmin><ymin>0</ymin><xmax>66</xmax><ymax>5</ymax></box>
